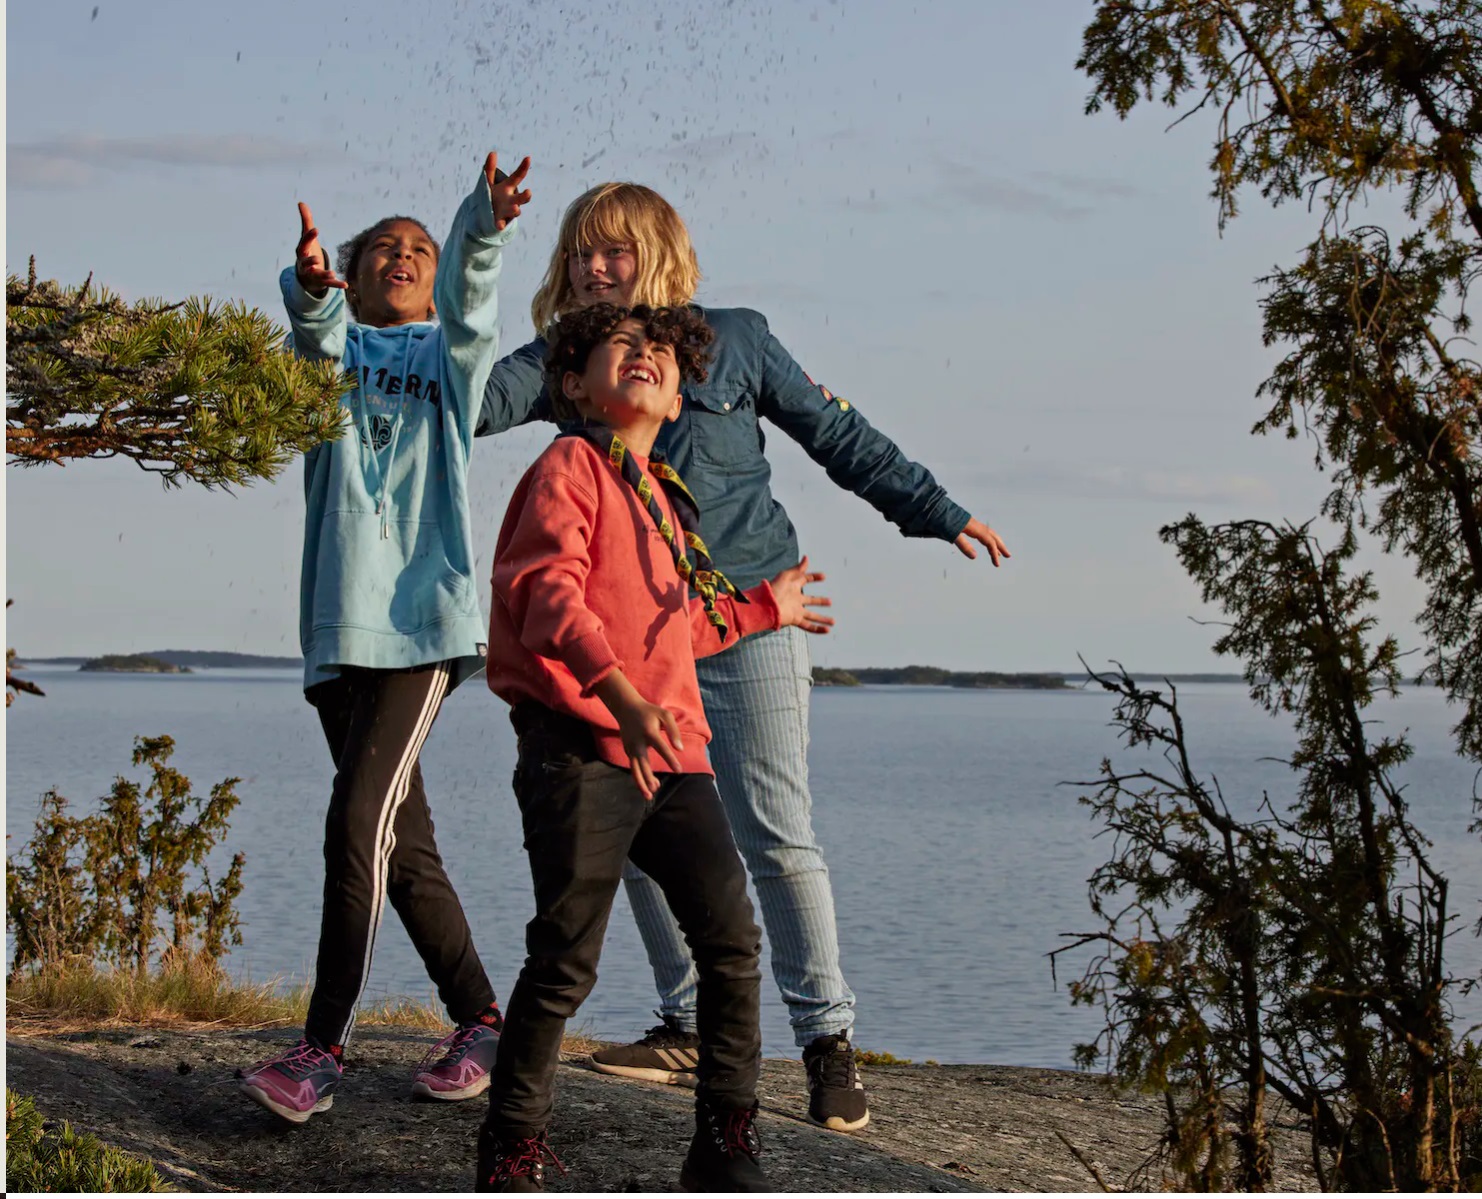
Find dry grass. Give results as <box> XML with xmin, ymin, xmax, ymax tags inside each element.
<box><xmin>5</xmin><ymin>959</ymin><xmax>448</xmax><ymax>1035</ymax></box>
<box><xmin>5</xmin><ymin>960</ymin><xmax>606</xmax><ymax>1057</ymax></box>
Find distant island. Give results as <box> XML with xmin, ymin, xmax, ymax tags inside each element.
<box><xmin>33</xmin><ymin>651</ymin><xmax>302</xmax><ymax>669</ymax></box>
<box><xmin>813</xmin><ymin>666</ymin><xmax>1070</xmax><ymax>689</ymax></box>
<box><xmin>28</xmin><ymin>650</ymin><xmax>1253</xmax><ymax>686</ymax></box>
<box><xmin>79</xmin><ymin>654</ymin><xmax>192</xmax><ymax>674</ymax></box>
<box><xmin>811</xmin><ymin>667</ymin><xmax>1256</xmax><ymax>689</ymax></box>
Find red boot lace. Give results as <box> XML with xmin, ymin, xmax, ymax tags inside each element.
<box><xmin>492</xmin><ymin>1136</ymin><xmax>567</xmax><ymax>1183</ymax></box>
<box><xmin>715</xmin><ymin>1107</ymin><xmax>761</xmax><ymax>1157</ymax></box>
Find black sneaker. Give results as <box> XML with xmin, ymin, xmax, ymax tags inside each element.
<box><xmin>803</xmin><ymin>1032</ymin><xmax>870</xmax><ymax>1132</ymax></box>
<box><xmin>679</xmin><ymin>1099</ymin><xmax>769</xmax><ymax>1192</ymax></box>
<box><xmin>475</xmin><ymin>1128</ymin><xmax>566</xmax><ymax>1193</ymax></box>
<box><xmin>588</xmin><ymin>1013</ymin><xmax>701</xmax><ymax>1086</ymax></box>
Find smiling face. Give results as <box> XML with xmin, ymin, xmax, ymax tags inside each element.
<box><xmin>567</xmin><ymin>240</ymin><xmax>639</xmax><ymax>309</ymax></box>
<box><xmin>563</xmin><ymin>318</ymin><xmax>682</xmax><ymax>434</ymax></box>
<box><xmin>351</xmin><ymin>219</ymin><xmax>438</xmax><ymax>327</ymax></box>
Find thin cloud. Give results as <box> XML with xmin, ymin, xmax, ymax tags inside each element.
<box><xmin>934</xmin><ymin>158</ymin><xmax>1091</xmax><ymax>221</ymax></box>
<box><xmin>843</xmin><ymin>158</ymin><xmax>1137</xmax><ymax>221</ymax></box>
<box><xmin>1029</xmin><ymin>169</ymin><xmax>1139</xmax><ymax>200</ymax></box>
<box><xmin>9</xmin><ymin>133</ymin><xmax>333</xmax><ymax>189</ymax></box>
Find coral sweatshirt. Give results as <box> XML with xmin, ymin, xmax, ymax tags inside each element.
<box><xmin>488</xmin><ymin>433</ymin><xmax>781</xmax><ymax>775</ymax></box>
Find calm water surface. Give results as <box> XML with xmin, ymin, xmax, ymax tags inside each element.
<box><xmin>7</xmin><ymin>668</ymin><xmax>1479</xmax><ymax>1066</ymax></box>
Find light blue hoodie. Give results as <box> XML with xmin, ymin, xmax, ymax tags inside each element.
<box><xmin>281</xmin><ymin>172</ymin><xmax>515</xmax><ymax>692</ymax></box>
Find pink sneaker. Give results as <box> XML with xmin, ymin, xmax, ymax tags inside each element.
<box><xmin>411</xmin><ymin>1023</ymin><xmax>500</xmax><ymax>1101</ymax></box>
<box><xmin>238</xmin><ymin>1038</ymin><xmax>342</xmax><ymax>1124</ymax></box>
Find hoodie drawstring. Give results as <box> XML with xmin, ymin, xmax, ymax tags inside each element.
<box><xmin>350</xmin><ymin>327</ymin><xmax>417</xmax><ymax>540</ymax></box>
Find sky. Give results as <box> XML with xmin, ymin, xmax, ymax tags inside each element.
<box><xmin>4</xmin><ymin>0</ymin><xmax>1434</xmax><ymax>672</ymax></box>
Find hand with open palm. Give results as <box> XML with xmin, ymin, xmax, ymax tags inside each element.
<box><xmin>294</xmin><ymin>203</ymin><xmax>347</xmax><ymax>298</ymax></box>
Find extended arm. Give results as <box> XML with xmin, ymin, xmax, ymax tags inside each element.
<box><xmin>435</xmin><ymin>153</ymin><xmax>530</xmax><ymax>432</ymax></box>
<box><xmin>688</xmin><ymin>556</ymin><xmax>833</xmax><ymax>658</ymax></box>
<box><xmin>756</xmin><ymin>315</ymin><xmax>1008</xmax><ymax>562</ymax></box>
<box><xmin>476</xmin><ymin>339</ymin><xmax>551</xmax><ymax>437</ymax></box>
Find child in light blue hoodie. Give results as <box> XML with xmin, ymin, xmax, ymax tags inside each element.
<box><xmin>238</xmin><ymin>152</ymin><xmax>532</xmax><ymax>1125</ymax></box>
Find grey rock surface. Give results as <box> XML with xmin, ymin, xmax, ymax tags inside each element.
<box><xmin>5</xmin><ymin>1027</ymin><xmax>1317</xmax><ymax>1191</ymax></box>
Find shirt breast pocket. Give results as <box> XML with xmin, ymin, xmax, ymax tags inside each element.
<box><xmin>683</xmin><ymin>382</ymin><xmax>757</xmax><ymax>469</ymax></box>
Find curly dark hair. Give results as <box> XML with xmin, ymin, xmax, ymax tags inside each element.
<box><xmin>544</xmin><ymin>304</ymin><xmax>714</xmax><ymax>423</ymax></box>
<box><xmin>336</xmin><ymin>216</ymin><xmax>440</xmax><ymax>321</ymax></box>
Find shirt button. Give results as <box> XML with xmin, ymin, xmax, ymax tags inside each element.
<box><xmin>723</xmin><ymin>402</ymin><xmax>731</xmax><ymax>410</ymax></box>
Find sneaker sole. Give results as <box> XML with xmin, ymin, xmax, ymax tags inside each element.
<box><xmin>588</xmin><ymin>1060</ymin><xmax>699</xmax><ymax>1088</ymax></box>
<box><xmin>240</xmin><ymin>1083</ymin><xmax>334</xmax><ymax>1124</ymax></box>
<box><xmin>809</xmin><ymin>1109</ymin><xmax>871</xmax><ymax>1133</ymax></box>
<box><xmin>410</xmin><ymin>1073</ymin><xmax>492</xmax><ymax>1102</ymax></box>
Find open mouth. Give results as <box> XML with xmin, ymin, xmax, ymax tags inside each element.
<box><xmin>620</xmin><ymin>364</ymin><xmax>658</xmax><ymax>385</ymax></box>
<box><xmin>384</xmin><ymin>268</ymin><xmax>415</xmax><ymax>286</ymax></box>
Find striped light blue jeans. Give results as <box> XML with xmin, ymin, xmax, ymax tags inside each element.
<box><xmin>621</xmin><ymin>625</ymin><xmax>856</xmax><ymax>1047</ymax></box>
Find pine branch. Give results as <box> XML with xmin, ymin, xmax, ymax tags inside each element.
<box><xmin>6</xmin><ymin>263</ymin><xmax>350</xmax><ymax>488</ymax></box>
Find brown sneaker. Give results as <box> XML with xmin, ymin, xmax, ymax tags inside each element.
<box><xmin>803</xmin><ymin>1032</ymin><xmax>870</xmax><ymax>1131</ymax></box>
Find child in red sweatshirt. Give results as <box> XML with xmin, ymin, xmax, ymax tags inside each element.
<box><xmin>476</xmin><ymin>303</ymin><xmax>834</xmax><ymax>1193</ymax></box>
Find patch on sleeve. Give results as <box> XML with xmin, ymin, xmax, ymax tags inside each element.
<box><xmin>804</xmin><ymin>373</ymin><xmax>852</xmax><ymax>413</ymax></box>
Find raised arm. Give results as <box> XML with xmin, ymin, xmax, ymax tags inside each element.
<box><xmin>279</xmin><ymin>202</ymin><xmax>349</xmax><ymax>364</ymax></box>
<box><xmin>754</xmin><ymin>313</ymin><xmax>1008</xmax><ymax>563</ymax></box>
<box><xmin>435</xmin><ymin>152</ymin><xmax>531</xmax><ymax>436</ymax></box>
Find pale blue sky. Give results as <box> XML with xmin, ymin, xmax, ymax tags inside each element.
<box><xmin>5</xmin><ymin>0</ymin><xmax>1429</xmax><ymax>670</ymax></box>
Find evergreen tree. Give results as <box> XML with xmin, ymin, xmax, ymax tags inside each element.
<box><xmin>1080</xmin><ymin>0</ymin><xmax>1481</xmax><ymax>753</ymax></box>
<box><xmin>1061</xmin><ymin>2</ymin><xmax>1481</xmax><ymax>1189</ymax></box>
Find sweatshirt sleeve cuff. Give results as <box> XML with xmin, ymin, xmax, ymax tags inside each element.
<box><xmin>280</xmin><ymin>265</ymin><xmax>338</xmax><ymax>316</ymax></box>
<box><xmin>564</xmin><ymin>631</ymin><xmax>622</xmax><ymax>695</ymax></box>
<box><xmin>733</xmin><ymin>580</ymin><xmax>783</xmax><ymax>638</ymax></box>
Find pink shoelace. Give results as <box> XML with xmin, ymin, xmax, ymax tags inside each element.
<box><xmin>242</xmin><ymin>1039</ymin><xmax>335</xmax><ymax>1080</ymax></box>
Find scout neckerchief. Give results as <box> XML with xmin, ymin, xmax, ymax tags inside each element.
<box><xmin>566</xmin><ymin>425</ymin><xmax>748</xmax><ymax>641</ymax></box>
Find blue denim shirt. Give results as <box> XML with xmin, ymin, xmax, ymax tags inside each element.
<box><xmin>477</xmin><ymin>305</ymin><xmax>971</xmax><ymax>591</ymax></box>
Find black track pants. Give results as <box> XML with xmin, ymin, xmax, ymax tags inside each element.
<box><xmin>304</xmin><ymin>663</ymin><xmax>495</xmax><ymax>1048</ymax></box>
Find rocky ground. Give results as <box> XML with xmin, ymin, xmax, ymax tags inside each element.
<box><xmin>5</xmin><ymin>1025</ymin><xmax>1318</xmax><ymax>1191</ymax></box>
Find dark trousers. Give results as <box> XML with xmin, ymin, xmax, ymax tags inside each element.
<box><xmin>304</xmin><ymin>663</ymin><xmax>495</xmax><ymax>1049</ymax></box>
<box><xmin>486</xmin><ymin>703</ymin><xmax>762</xmax><ymax>1136</ymax></box>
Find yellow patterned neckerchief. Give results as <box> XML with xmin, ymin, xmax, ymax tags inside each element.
<box><xmin>566</xmin><ymin>426</ymin><xmax>748</xmax><ymax>641</ymax></box>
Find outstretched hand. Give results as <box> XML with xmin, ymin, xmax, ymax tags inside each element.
<box><xmin>485</xmin><ymin>152</ymin><xmax>532</xmax><ymax>230</ymax></box>
<box><xmin>295</xmin><ymin>203</ymin><xmax>348</xmax><ymax>297</ymax></box>
<box><xmin>770</xmin><ymin>556</ymin><xmax>834</xmax><ymax>634</ymax></box>
<box><xmin>954</xmin><ymin>518</ymin><xmax>1010</xmax><ymax>566</ymax></box>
